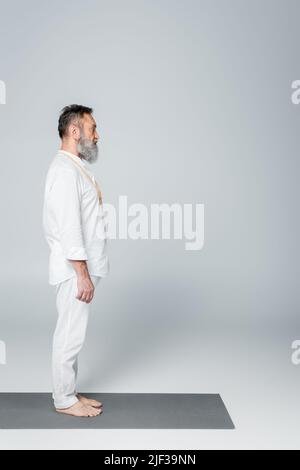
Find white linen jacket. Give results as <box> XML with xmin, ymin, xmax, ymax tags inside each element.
<box><xmin>42</xmin><ymin>150</ymin><xmax>109</xmax><ymax>285</ymax></box>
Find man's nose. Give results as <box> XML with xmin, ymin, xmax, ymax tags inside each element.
<box><xmin>95</xmin><ymin>131</ymin><xmax>99</xmax><ymax>142</ymax></box>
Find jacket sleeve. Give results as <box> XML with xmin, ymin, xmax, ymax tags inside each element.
<box><xmin>49</xmin><ymin>168</ymin><xmax>88</xmax><ymax>260</ymax></box>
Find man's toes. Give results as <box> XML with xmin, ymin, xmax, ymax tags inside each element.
<box><xmin>90</xmin><ymin>400</ymin><xmax>102</xmax><ymax>408</ymax></box>
<box><xmin>87</xmin><ymin>405</ymin><xmax>101</xmax><ymax>417</ymax></box>
<box><xmin>77</xmin><ymin>394</ymin><xmax>102</xmax><ymax>408</ymax></box>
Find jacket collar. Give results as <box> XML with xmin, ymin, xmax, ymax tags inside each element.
<box><xmin>58</xmin><ymin>149</ymin><xmax>87</xmax><ymax>168</ymax></box>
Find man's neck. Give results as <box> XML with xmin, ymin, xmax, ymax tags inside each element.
<box><xmin>60</xmin><ymin>141</ymin><xmax>80</xmax><ymax>158</ymax></box>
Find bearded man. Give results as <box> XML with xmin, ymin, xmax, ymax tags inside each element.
<box><xmin>42</xmin><ymin>104</ymin><xmax>109</xmax><ymax>417</ymax></box>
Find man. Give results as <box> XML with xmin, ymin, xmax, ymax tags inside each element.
<box><xmin>42</xmin><ymin>104</ymin><xmax>109</xmax><ymax>417</ymax></box>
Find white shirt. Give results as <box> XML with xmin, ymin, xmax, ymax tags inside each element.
<box><xmin>42</xmin><ymin>149</ymin><xmax>110</xmax><ymax>285</ymax></box>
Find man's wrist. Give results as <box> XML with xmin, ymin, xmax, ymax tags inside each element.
<box><xmin>68</xmin><ymin>259</ymin><xmax>90</xmax><ymax>279</ymax></box>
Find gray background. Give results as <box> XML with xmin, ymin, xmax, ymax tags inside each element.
<box><xmin>0</xmin><ymin>0</ymin><xmax>299</xmax><ymax>449</ymax></box>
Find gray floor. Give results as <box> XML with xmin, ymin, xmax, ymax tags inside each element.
<box><xmin>0</xmin><ymin>393</ymin><xmax>234</xmax><ymax>429</ymax></box>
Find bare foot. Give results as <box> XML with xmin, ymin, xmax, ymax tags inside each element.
<box><xmin>77</xmin><ymin>393</ymin><xmax>103</xmax><ymax>408</ymax></box>
<box><xmin>56</xmin><ymin>400</ymin><xmax>102</xmax><ymax>417</ymax></box>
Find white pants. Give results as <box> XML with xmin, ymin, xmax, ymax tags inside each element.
<box><xmin>52</xmin><ymin>274</ymin><xmax>101</xmax><ymax>409</ymax></box>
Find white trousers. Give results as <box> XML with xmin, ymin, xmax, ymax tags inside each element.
<box><xmin>52</xmin><ymin>274</ymin><xmax>101</xmax><ymax>409</ymax></box>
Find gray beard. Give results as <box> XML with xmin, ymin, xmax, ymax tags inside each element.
<box><xmin>77</xmin><ymin>137</ymin><xmax>99</xmax><ymax>164</ymax></box>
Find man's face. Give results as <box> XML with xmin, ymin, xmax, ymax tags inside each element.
<box><xmin>77</xmin><ymin>113</ymin><xmax>100</xmax><ymax>164</ymax></box>
<box><xmin>81</xmin><ymin>113</ymin><xmax>99</xmax><ymax>143</ymax></box>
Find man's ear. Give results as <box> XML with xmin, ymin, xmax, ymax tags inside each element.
<box><xmin>70</xmin><ymin>123</ymin><xmax>81</xmax><ymax>141</ymax></box>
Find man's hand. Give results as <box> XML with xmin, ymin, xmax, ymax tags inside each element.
<box><xmin>67</xmin><ymin>259</ymin><xmax>95</xmax><ymax>303</ymax></box>
<box><xmin>76</xmin><ymin>275</ymin><xmax>95</xmax><ymax>303</ymax></box>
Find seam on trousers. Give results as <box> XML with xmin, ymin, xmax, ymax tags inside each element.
<box><xmin>59</xmin><ymin>277</ymin><xmax>75</xmax><ymax>400</ymax></box>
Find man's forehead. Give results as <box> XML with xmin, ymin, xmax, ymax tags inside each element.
<box><xmin>83</xmin><ymin>113</ymin><xmax>96</xmax><ymax>126</ymax></box>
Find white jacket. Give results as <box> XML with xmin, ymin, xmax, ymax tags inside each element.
<box><xmin>42</xmin><ymin>150</ymin><xmax>109</xmax><ymax>285</ymax></box>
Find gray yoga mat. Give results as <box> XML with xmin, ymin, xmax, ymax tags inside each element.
<box><xmin>0</xmin><ymin>393</ymin><xmax>234</xmax><ymax>429</ymax></box>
